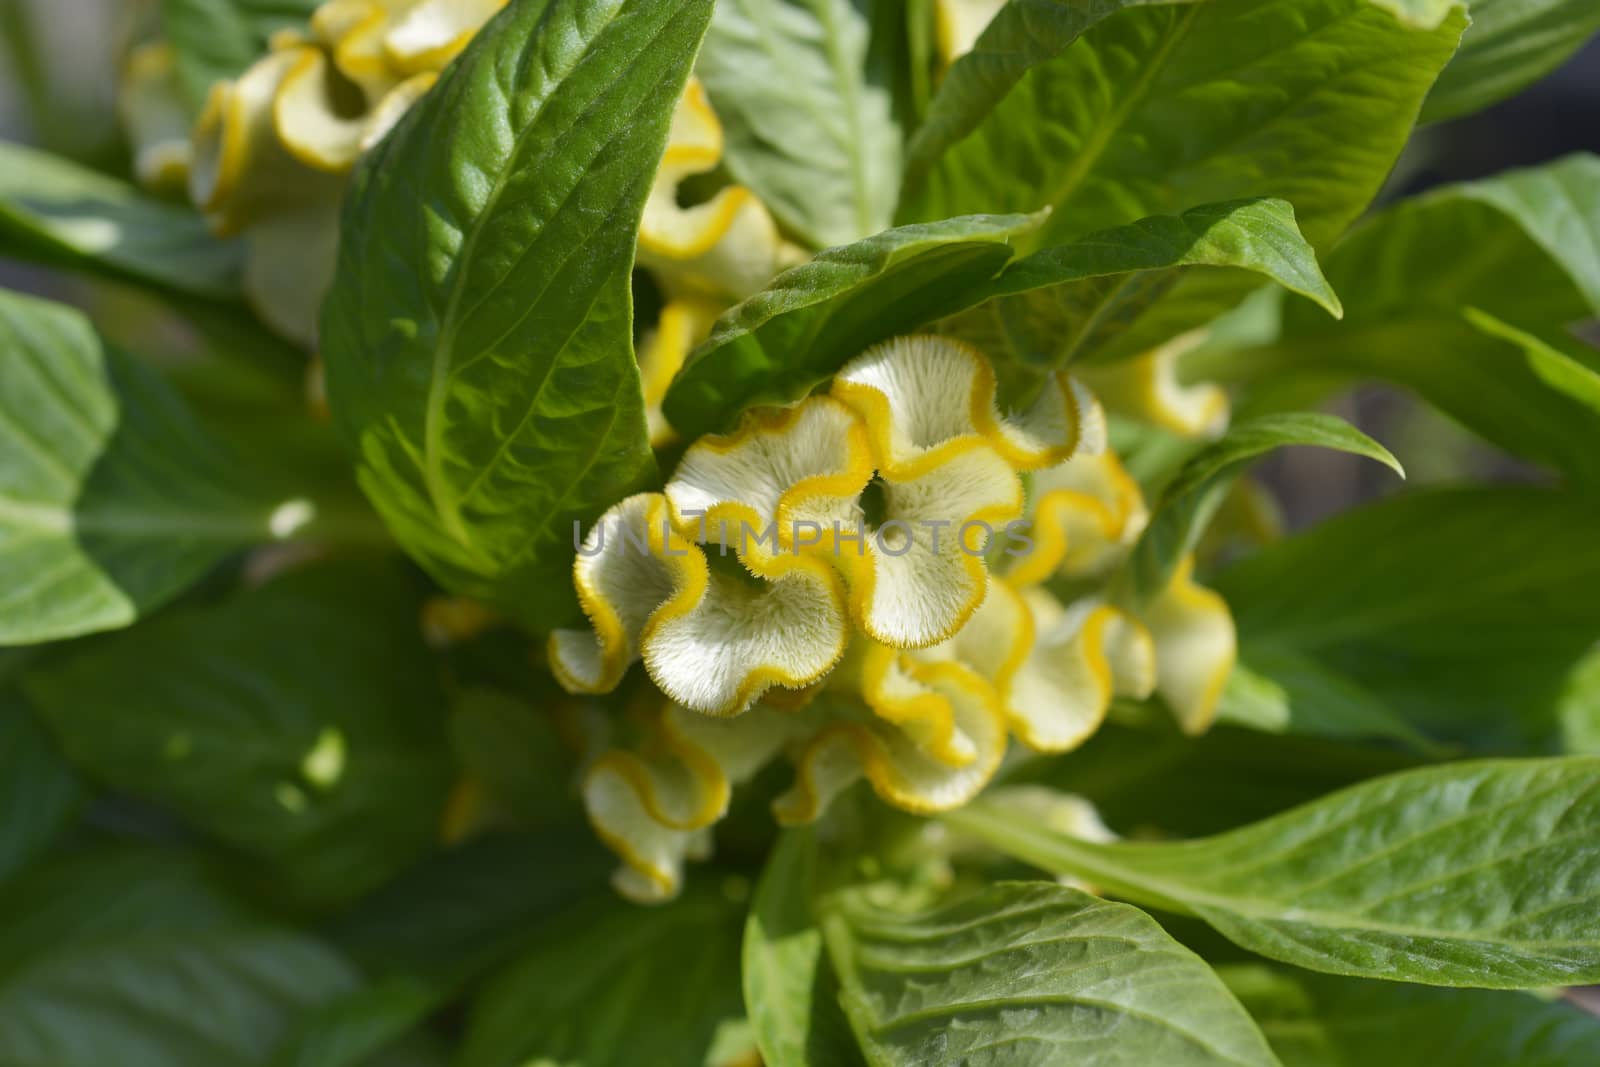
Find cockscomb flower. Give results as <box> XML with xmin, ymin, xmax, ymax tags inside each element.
<box><xmin>553</xmin><ymin>332</ymin><xmax>1239</xmax><ymax>900</ymax></box>
<box><xmin>1079</xmin><ymin>328</ymin><xmax>1232</xmax><ymax>440</ymax></box>
<box><xmin>179</xmin><ymin>0</ymin><xmax>501</xmax><ymax>343</ymax></box>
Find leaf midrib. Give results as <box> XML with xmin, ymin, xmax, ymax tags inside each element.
<box><xmin>943</xmin><ymin>792</ymin><xmax>1600</xmax><ymax>952</ymax></box>
<box><xmin>420</xmin><ymin>0</ymin><xmax>631</xmax><ymax>560</ymax></box>
<box><xmin>1032</xmin><ymin>4</ymin><xmax>1202</xmax><ymax>245</ymax></box>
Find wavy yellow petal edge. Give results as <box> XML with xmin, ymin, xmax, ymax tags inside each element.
<box><xmin>774</xmin><ymin>661</ymin><xmax>1008</xmax><ymax>823</ymax></box>
<box><xmin>832</xmin><ymin>334</ymin><xmax>1099</xmax><ymax>480</ymax></box>
<box><xmin>640</xmin><ymin>299</ymin><xmax>722</xmax><ymax>447</ymax></box>
<box><xmin>549</xmin><ymin>493</ymin><xmax>702</xmax><ymax>696</ymax></box>
<box><xmin>1007</xmin><ymin>451</ymin><xmax>1149</xmax><ymax>587</ymax></box>
<box><xmin>851</xmin><ymin>642</ymin><xmax>978</xmax><ymax>768</ymax></box>
<box><xmin>1006</xmin><ymin>599</ymin><xmax>1156</xmax><ymax>753</ymax></box>
<box><xmin>664</xmin><ymin>395</ymin><xmax>876</xmax><ymax>558</ymax></box>
<box><xmin>1081</xmin><ymin>330</ymin><xmax>1230</xmax><ymax>439</ymax></box>
<box><xmin>1143</xmin><ymin>556</ymin><xmax>1236</xmax><ymax>735</ymax></box>
<box><xmin>639</xmin><ymin>548</ymin><xmax>850</xmax><ymax>716</ymax></box>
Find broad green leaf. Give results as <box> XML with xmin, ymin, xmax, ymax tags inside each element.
<box><xmin>821</xmin><ymin>880</ymin><xmax>1280</xmax><ymax>1066</ymax></box>
<box><xmin>448</xmin><ymin>687</ymin><xmax>578</xmax><ymax>826</ymax></box>
<box><xmin>744</xmin><ymin>829</ymin><xmax>866</xmax><ymax>1067</ymax></box>
<box><xmin>22</xmin><ymin>561</ymin><xmax>454</xmax><ymax>909</ymax></box>
<box><xmin>1423</xmin><ymin>0</ymin><xmax>1600</xmax><ymax>123</ymax></box>
<box><xmin>0</xmin><ymin>689</ymin><xmax>81</xmax><ymax>879</ymax></box>
<box><xmin>905</xmin><ymin>0</ymin><xmax>1195</xmax><ymax>178</ymax></box>
<box><xmin>269</xmin><ymin>977</ymin><xmax>447</xmax><ymax>1067</ymax></box>
<box><xmin>1219</xmin><ymin>963</ymin><xmax>1600</xmax><ymax>1067</ymax></box>
<box><xmin>324</xmin><ymin>825</ymin><xmax>613</xmax><ymax>980</ymax></box>
<box><xmin>1213</xmin><ymin>652</ymin><xmax>1441</xmax><ymax>753</ymax></box>
<box><xmin>1199</xmin><ymin>155</ymin><xmax>1600</xmax><ymax>488</ymax></box>
<box><xmin>0</xmin><ymin>289</ymin><xmax>297</xmax><ymax>645</ymax></box>
<box><xmin>0</xmin><ymin>847</ymin><xmax>358</xmax><ymax>1067</ymax></box>
<box><xmin>0</xmin><ymin>140</ymin><xmax>243</xmax><ymax>298</ymax></box>
<box><xmin>662</xmin><ymin>212</ymin><xmax>1039</xmax><ymax>436</ymax></box>
<box><xmin>948</xmin><ymin>758</ymin><xmax>1600</xmax><ymax>988</ymax></box>
<box><xmin>699</xmin><ymin>0</ymin><xmax>901</xmax><ymax>247</ymax></box>
<box><xmin>903</xmin><ymin>0</ymin><xmax>1465</xmax><ymax>354</ymax></box>
<box><xmin>322</xmin><ymin>0</ymin><xmax>714</xmax><ymax>631</ymax></box>
<box><xmin>1011</xmin><ymin>720</ymin><xmax>1422</xmax><ymax>839</ymax></box>
<box><xmin>1122</xmin><ymin>413</ymin><xmax>1401</xmax><ymax>602</ymax></box>
<box><xmin>942</xmin><ymin>198</ymin><xmax>1340</xmax><ymax>398</ymax></box>
<box><xmin>160</xmin><ymin>0</ymin><xmax>321</xmax><ymax>109</ymax></box>
<box><xmin>1559</xmin><ymin>648</ymin><xmax>1600</xmax><ymax>756</ymax></box>
<box><xmin>1214</xmin><ymin>486</ymin><xmax>1600</xmax><ymax>752</ymax></box>
<box><xmin>902</xmin><ymin>0</ymin><xmax>1467</xmax><ymax>254</ymax></box>
<box><xmin>456</xmin><ymin>882</ymin><xmax>747</xmax><ymax>1067</ymax></box>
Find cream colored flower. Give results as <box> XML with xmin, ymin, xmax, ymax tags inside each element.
<box><xmin>828</xmin><ymin>335</ymin><xmax>1102</xmax><ymax>648</ymax></box>
<box><xmin>774</xmin><ymin>669</ymin><xmax>1009</xmax><ymax>824</ymax></box>
<box><xmin>638</xmin><ymin>299</ymin><xmax>724</xmax><ymax>447</ymax></box>
<box><xmin>584</xmin><ymin>701</ymin><xmax>811</xmax><ymax>901</ymax></box>
<box><xmin>177</xmin><ymin>0</ymin><xmax>505</xmax><ymax>343</ymax></box>
<box><xmin>119</xmin><ymin>43</ymin><xmax>193</xmax><ymax>192</ymax></box>
<box><xmin>926</xmin><ymin>582</ymin><xmax>1155</xmax><ymax>753</ymax></box>
<box><xmin>549</xmin><ymin>493</ymin><xmax>849</xmax><ymax>717</ymax></box>
<box><xmin>1079</xmin><ymin>328</ymin><xmax>1231</xmax><ymax>439</ymax></box>
<box><xmin>637</xmin><ymin>78</ymin><xmax>792</xmax><ymax>304</ymax></box>
<box><xmin>1143</xmin><ymin>555</ymin><xmax>1237</xmax><ymax>735</ymax></box>
<box><xmin>568</xmin><ymin>331</ymin><xmax>1236</xmax><ymax>899</ymax></box>
<box><xmin>933</xmin><ymin>0</ymin><xmax>1006</xmax><ymax>66</ymax></box>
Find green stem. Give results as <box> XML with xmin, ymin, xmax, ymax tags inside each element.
<box><xmin>941</xmin><ymin>803</ymin><xmax>1196</xmax><ymax>917</ymax></box>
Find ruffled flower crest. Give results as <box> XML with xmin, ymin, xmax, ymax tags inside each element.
<box><xmin>561</xmin><ymin>336</ymin><xmax>1136</xmax><ymax>898</ymax></box>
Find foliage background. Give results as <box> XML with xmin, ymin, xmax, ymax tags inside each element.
<box><xmin>3</xmin><ymin>0</ymin><xmax>1599</xmax><ymax>1057</ymax></box>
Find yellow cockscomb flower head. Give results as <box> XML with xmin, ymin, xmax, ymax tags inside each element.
<box><xmin>557</xmin><ymin>332</ymin><xmax>1237</xmax><ymax>900</ymax></box>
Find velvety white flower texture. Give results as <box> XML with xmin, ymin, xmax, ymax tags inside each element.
<box><xmin>554</xmin><ymin>336</ymin><xmax>1238</xmax><ymax>901</ymax></box>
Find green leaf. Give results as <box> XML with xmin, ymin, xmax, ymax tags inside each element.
<box><xmin>1012</xmin><ymin>720</ymin><xmax>1422</xmax><ymax>840</ymax></box>
<box><xmin>905</xmin><ymin>0</ymin><xmax>1195</xmax><ymax>179</ymax></box>
<box><xmin>447</xmin><ymin>687</ymin><xmax>578</xmax><ymax>826</ymax></box>
<box><xmin>1213</xmin><ymin>651</ymin><xmax>1442</xmax><ymax>753</ymax></box>
<box><xmin>22</xmin><ymin>561</ymin><xmax>455</xmax><ymax>909</ymax></box>
<box><xmin>948</xmin><ymin>758</ymin><xmax>1600</xmax><ymax>988</ymax></box>
<box><xmin>323</xmin><ymin>825</ymin><xmax>613</xmax><ymax>980</ymax></box>
<box><xmin>902</xmin><ymin>0</ymin><xmax>1466</xmax><ymax>254</ymax></box>
<box><xmin>1559</xmin><ymin>648</ymin><xmax>1600</xmax><ymax>756</ymax></box>
<box><xmin>322</xmin><ymin>0</ymin><xmax>714</xmax><ymax>631</ymax></box>
<box><xmin>821</xmin><ymin>880</ymin><xmax>1280</xmax><ymax>1066</ymax></box>
<box><xmin>1214</xmin><ymin>486</ymin><xmax>1600</xmax><ymax>752</ymax></box>
<box><xmin>0</xmin><ymin>140</ymin><xmax>243</xmax><ymax>298</ymax></box>
<box><xmin>1219</xmin><ymin>963</ymin><xmax>1600</xmax><ymax>1067</ymax></box>
<box><xmin>0</xmin><ymin>689</ymin><xmax>81</xmax><ymax>879</ymax></box>
<box><xmin>269</xmin><ymin>977</ymin><xmax>447</xmax><ymax>1067</ymax></box>
<box><xmin>942</xmin><ymin>198</ymin><xmax>1340</xmax><ymax>395</ymax></box>
<box><xmin>0</xmin><ymin>289</ymin><xmax>295</xmax><ymax>645</ymax></box>
<box><xmin>744</xmin><ymin>829</ymin><xmax>866</xmax><ymax>1067</ymax></box>
<box><xmin>661</xmin><ymin>212</ymin><xmax>1040</xmax><ymax>437</ymax></box>
<box><xmin>1423</xmin><ymin>0</ymin><xmax>1600</xmax><ymax>123</ymax></box>
<box><xmin>456</xmin><ymin>882</ymin><xmax>748</xmax><ymax>1067</ymax></box>
<box><xmin>1200</xmin><ymin>155</ymin><xmax>1600</xmax><ymax>488</ymax></box>
<box><xmin>160</xmin><ymin>0</ymin><xmax>321</xmax><ymax>109</ymax></box>
<box><xmin>902</xmin><ymin>0</ymin><xmax>1466</xmax><ymax>354</ymax></box>
<box><xmin>0</xmin><ymin>847</ymin><xmax>359</xmax><ymax>1067</ymax></box>
<box><xmin>1122</xmin><ymin>413</ymin><xmax>1401</xmax><ymax>602</ymax></box>
<box><xmin>699</xmin><ymin>0</ymin><xmax>901</xmax><ymax>247</ymax></box>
